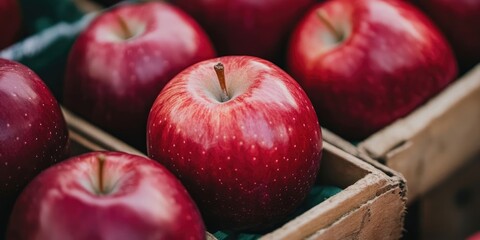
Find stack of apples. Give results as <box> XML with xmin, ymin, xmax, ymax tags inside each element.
<box><xmin>0</xmin><ymin>0</ymin><xmax>476</xmax><ymax>238</ymax></box>
<box><xmin>2</xmin><ymin>1</ymin><xmax>322</xmax><ymax>238</ymax></box>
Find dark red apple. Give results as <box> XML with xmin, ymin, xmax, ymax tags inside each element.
<box><xmin>147</xmin><ymin>56</ymin><xmax>323</xmax><ymax>230</ymax></box>
<box><xmin>7</xmin><ymin>151</ymin><xmax>205</xmax><ymax>240</ymax></box>
<box><xmin>171</xmin><ymin>0</ymin><xmax>315</xmax><ymax>62</ymax></box>
<box><xmin>63</xmin><ymin>2</ymin><xmax>216</xmax><ymax>150</ymax></box>
<box><xmin>0</xmin><ymin>59</ymin><xmax>68</xmax><ymax>233</ymax></box>
<box><xmin>288</xmin><ymin>0</ymin><xmax>457</xmax><ymax>140</ymax></box>
<box><xmin>415</xmin><ymin>0</ymin><xmax>480</xmax><ymax>70</ymax></box>
<box><xmin>0</xmin><ymin>0</ymin><xmax>21</xmax><ymax>49</ymax></box>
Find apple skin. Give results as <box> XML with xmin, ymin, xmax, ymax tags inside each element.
<box><xmin>63</xmin><ymin>2</ymin><xmax>216</xmax><ymax>150</ymax></box>
<box><xmin>147</xmin><ymin>56</ymin><xmax>323</xmax><ymax>230</ymax></box>
<box><xmin>0</xmin><ymin>59</ymin><xmax>69</xmax><ymax>234</ymax></box>
<box><xmin>7</xmin><ymin>151</ymin><xmax>206</xmax><ymax>240</ymax></box>
<box><xmin>288</xmin><ymin>0</ymin><xmax>457</xmax><ymax>140</ymax></box>
<box><xmin>415</xmin><ymin>0</ymin><xmax>480</xmax><ymax>71</ymax></box>
<box><xmin>0</xmin><ymin>0</ymin><xmax>21</xmax><ymax>49</ymax></box>
<box><xmin>171</xmin><ymin>0</ymin><xmax>315</xmax><ymax>62</ymax></box>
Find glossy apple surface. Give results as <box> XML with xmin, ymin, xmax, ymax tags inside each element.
<box><xmin>0</xmin><ymin>0</ymin><xmax>21</xmax><ymax>49</ymax></box>
<box><xmin>171</xmin><ymin>0</ymin><xmax>315</xmax><ymax>62</ymax></box>
<box><xmin>63</xmin><ymin>2</ymin><xmax>215</xmax><ymax>150</ymax></box>
<box><xmin>416</xmin><ymin>0</ymin><xmax>480</xmax><ymax>70</ymax></box>
<box><xmin>147</xmin><ymin>56</ymin><xmax>322</xmax><ymax>230</ymax></box>
<box><xmin>288</xmin><ymin>0</ymin><xmax>457</xmax><ymax>140</ymax></box>
<box><xmin>0</xmin><ymin>59</ymin><xmax>68</xmax><ymax>233</ymax></box>
<box><xmin>7</xmin><ymin>151</ymin><xmax>205</xmax><ymax>240</ymax></box>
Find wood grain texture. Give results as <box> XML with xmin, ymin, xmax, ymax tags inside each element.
<box><xmin>261</xmin><ymin>143</ymin><xmax>406</xmax><ymax>239</ymax></box>
<box><xmin>307</xmin><ymin>187</ymin><xmax>404</xmax><ymax>240</ymax></box>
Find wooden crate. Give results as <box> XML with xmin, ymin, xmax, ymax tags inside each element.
<box><xmin>1</xmin><ymin>2</ymin><xmax>407</xmax><ymax>238</ymax></box>
<box><xmin>64</xmin><ymin>108</ymin><xmax>406</xmax><ymax>240</ymax></box>
<box><xmin>323</xmin><ymin>64</ymin><xmax>480</xmax><ymax>203</ymax></box>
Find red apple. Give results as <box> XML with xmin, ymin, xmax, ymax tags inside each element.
<box><xmin>171</xmin><ymin>0</ymin><xmax>315</xmax><ymax>62</ymax></box>
<box><xmin>147</xmin><ymin>56</ymin><xmax>323</xmax><ymax>230</ymax></box>
<box><xmin>415</xmin><ymin>0</ymin><xmax>480</xmax><ymax>70</ymax></box>
<box><xmin>0</xmin><ymin>0</ymin><xmax>21</xmax><ymax>49</ymax></box>
<box><xmin>288</xmin><ymin>0</ymin><xmax>457</xmax><ymax>140</ymax></box>
<box><xmin>7</xmin><ymin>151</ymin><xmax>205</xmax><ymax>240</ymax></box>
<box><xmin>63</xmin><ymin>2</ymin><xmax>216</xmax><ymax>150</ymax></box>
<box><xmin>0</xmin><ymin>59</ymin><xmax>68</xmax><ymax>233</ymax></box>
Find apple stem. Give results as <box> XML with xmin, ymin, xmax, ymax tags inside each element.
<box><xmin>97</xmin><ymin>154</ymin><xmax>106</xmax><ymax>195</ymax></box>
<box><xmin>316</xmin><ymin>10</ymin><xmax>343</xmax><ymax>42</ymax></box>
<box><xmin>117</xmin><ymin>15</ymin><xmax>134</xmax><ymax>40</ymax></box>
<box><xmin>214</xmin><ymin>63</ymin><xmax>230</xmax><ymax>102</ymax></box>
